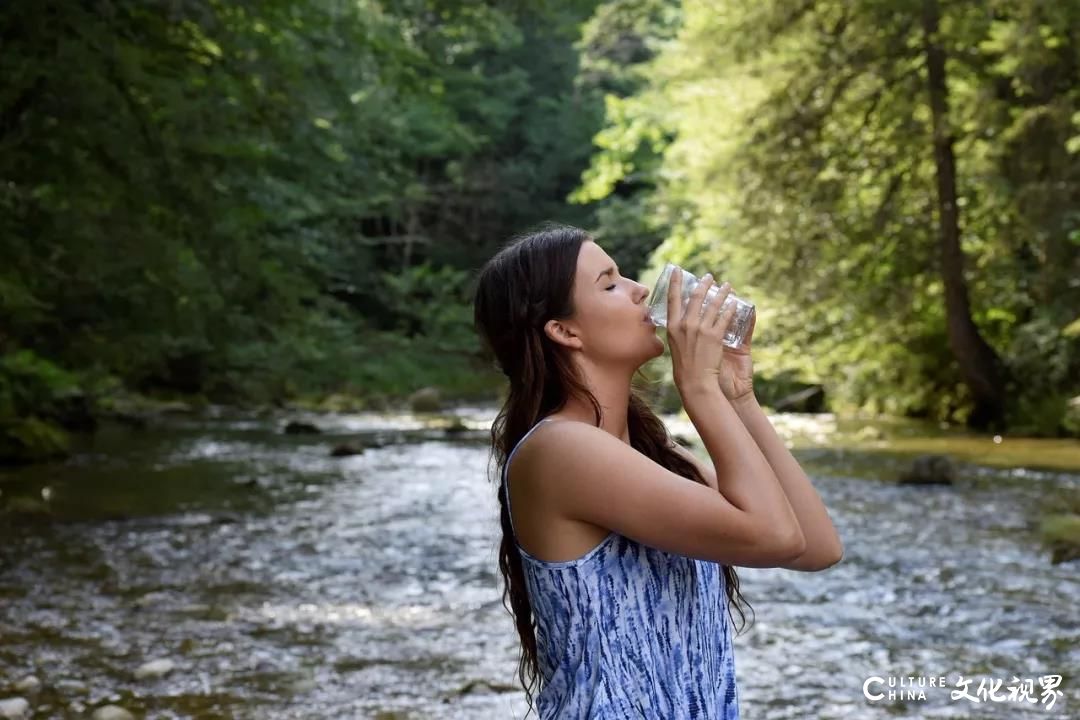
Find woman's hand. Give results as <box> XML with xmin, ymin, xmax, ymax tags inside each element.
<box><xmin>718</xmin><ymin>308</ymin><xmax>755</xmax><ymax>404</ymax></box>
<box><xmin>666</xmin><ymin>270</ymin><xmax>740</xmax><ymax>399</ymax></box>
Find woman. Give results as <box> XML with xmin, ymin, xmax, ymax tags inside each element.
<box><xmin>473</xmin><ymin>224</ymin><xmax>843</xmax><ymax>719</ymax></box>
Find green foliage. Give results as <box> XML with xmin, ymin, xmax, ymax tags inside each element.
<box><xmin>0</xmin><ymin>0</ymin><xmax>603</xmax><ymax>450</ymax></box>
<box><xmin>580</xmin><ymin>0</ymin><xmax>1080</xmax><ymax>434</ymax></box>
<box><xmin>0</xmin><ymin>351</ymin><xmax>82</xmax><ymax>418</ymax></box>
<box><xmin>378</xmin><ymin>262</ymin><xmax>475</xmax><ymax>346</ymax></box>
<box><xmin>0</xmin><ymin>351</ymin><xmax>81</xmax><ymax>464</ymax></box>
<box><xmin>569</xmin><ymin>0</ymin><xmax>683</xmax><ymax>278</ymax></box>
<box><xmin>0</xmin><ymin>417</ymin><xmax>70</xmax><ymax>465</ymax></box>
<box><xmin>3</xmin><ymin>0</ymin><xmax>1079</xmax><ymax>466</ymax></box>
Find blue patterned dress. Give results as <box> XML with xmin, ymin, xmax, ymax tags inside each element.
<box><xmin>502</xmin><ymin>418</ymin><xmax>741</xmax><ymax>719</ymax></box>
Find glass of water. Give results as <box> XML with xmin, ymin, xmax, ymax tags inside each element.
<box><xmin>646</xmin><ymin>263</ymin><xmax>756</xmax><ymax>348</ymax></box>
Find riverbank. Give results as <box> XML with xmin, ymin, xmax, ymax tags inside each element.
<box><xmin>0</xmin><ymin>335</ymin><xmax>502</xmax><ymax>467</ymax></box>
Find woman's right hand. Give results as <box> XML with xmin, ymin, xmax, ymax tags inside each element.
<box><xmin>665</xmin><ymin>269</ymin><xmax>739</xmax><ymax>397</ymax></box>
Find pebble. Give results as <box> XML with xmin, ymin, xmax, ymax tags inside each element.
<box><xmin>134</xmin><ymin>658</ymin><xmax>175</xmax><ymax>679</ymax></box>
<box><xmin>13</xmin><ymin>676</ymin><xmax>39</xmax><ymax>693</ymax></box>
<box><xmin>54</xmin><ymin>679</ymin><xmax>87</xmax><ymax>694</ymax></box>
<box><xmin>0</xmin><ymin>698</ymin><xmax>30</xmax><ymax>720</ymax></box>
<box><xmin>91</xmin><ymin>705</ymin><xmax>135</xmax><ymax>720</ymax></box>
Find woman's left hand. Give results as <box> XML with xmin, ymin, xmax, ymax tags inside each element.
<box><xmin>718</xmin><ymin>308</ymin><xmax>756</xmax><ymax>404</ymax></box>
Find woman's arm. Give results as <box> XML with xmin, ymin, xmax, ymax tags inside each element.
<box><xmin>730</xmin><ymin>394</ymin><xmax>844</xmax><ymax>570</ymax></box>
<box><xmin>671</xmin><ymin>441</ymin><xmax>719</xmax><ymax>492</ymax></box>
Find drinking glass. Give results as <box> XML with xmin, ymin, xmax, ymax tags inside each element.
<box><xmin>646</xmin><ymin>263</ymin><xmax>756</xmax><ymax>348</ymax></box>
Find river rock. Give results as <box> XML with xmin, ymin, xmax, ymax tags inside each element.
<box><xmin>108</xmin><ymin>409</ymin><xmax>150</xmax><ymax>429</ymax></box>
<box><xmin>898</xmin><ymin>454</ymin><xmax>955</xmax><ymax>485</ymax></box>
<box><xmin>3</xmin><ymin>496</ymin><xmax>51</xmax><ymax>517</ymax></box>
<box><xmin>330</xmin><ymin>443</ymin><xmax>364</xmax><ymax>457</ymax></box>
<box><xmin>1064</xmin><ymin>395</ymin><xmax>1080</xmax><ymax>436</ymax></box>
<box><xmin>134</xmin><ymin>658</ymin><xmax>175</xmax><ymax>679</ymax></box>
<box><xmin>0</xmin><ymin>698</ymin><xmax>29</xmax><ymax>720</ymax></box>
<box><xmin>13</xmin><ymin>676</ymin><xmax>39</xmax><ymax>693</ymax></box>
<box><xmin>854</xmin><ymin>426</ymin><xmax>885</xmax><ymax>441</ymax></box>
<box><xmin>319</xmin><ymin>393</ymin><xmax>364</xmax><ymax>413</ymax></box>
<box><xmin>54</xmin><ymin>679</ymin><xmax>87</xmax><ymax>694</ymax></box>
<box><xmin>449</xmin><ymin>678</ymin><xmax>519</xmax><ymax>696</ymax></box>
<box><xmin>157</xmin><ymin>400</ymin><xmax>196</xmax><ymax>416</ymax></box>
<box><xmin>363</xmin><ymin>393</ymin><xmax>390</xmax><ymax>412</ymax></box>
<box><xmin>443</xmin><ymin>417</ymin><xmax>469</xmax><ymax>435</ymax></box>
<box><xmin>1039</xmin><ymin>513</ymin><xmax>1080</xmax><ymax>565</ymax></box>
<box><xmin>409</xmin><ymin>387</ymin><xmax>442</xmax><ymax>412</ymax></box>
<box><xmin>91</xmin><ymin>706</ymin><xmax>135</xmax><ymax>720</ymax></box>
<box><xmin>284</xmin><ymin>420</ymin><xmax>321</xmax><ymax>435</ymax></box>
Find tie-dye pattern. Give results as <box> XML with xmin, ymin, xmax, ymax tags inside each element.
<box><xmin>503</xmin><ymin>418</ymin><xmax>740</xmax><ymax>720</ymax></box>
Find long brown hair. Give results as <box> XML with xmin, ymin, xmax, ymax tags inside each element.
<box><xmin>472</xmin><ymin>223</ymin><xmax>754</xmax><ymax>716</ymax></box>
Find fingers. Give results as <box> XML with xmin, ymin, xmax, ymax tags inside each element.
<box><xmin>711</xmin><ymin>285</ymin><xmax>738</xmax><ymax>332</ymax></box>
<box><xmin>702</xmin><ymin>279</ymin><xmax>728</xmax><ymax>329</ymax></box>
<box><xmin>666</xmin><ymin>267</ymin><xmax>732</xmax><ymax>337</ymax></box>
<box><xmin>690</xmin><ymin>273</ymin><xmax>714</xmax><ymax>326</ymax></box>
<box><xmin>667</xmin><ymin>266</ymin><xmax>681</xmax><ymax>326</ymax></box>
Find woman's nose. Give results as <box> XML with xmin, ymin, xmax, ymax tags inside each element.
<box><xmin>634</xmin><ymin>282</ymin><xmax>649</xmax><ymax>303</ymax></box>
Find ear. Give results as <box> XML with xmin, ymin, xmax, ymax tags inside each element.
<box><xmin>544</xmin><ymin>318</ymin><xmax>583</xmax><ymax>350</ymax></box>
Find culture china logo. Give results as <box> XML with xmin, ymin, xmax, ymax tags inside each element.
<box><xmin>862</xmin><ymin>673</ymin><xmax>1065</xmax><ymax>711</ymax></box>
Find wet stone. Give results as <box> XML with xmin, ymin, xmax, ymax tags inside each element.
<box><xmin>91</xmin><ymin>705</ymin><xmax>135</xmax><ymax>720</ymax></box>
<box><xmin>134</xmin><ymin>657</ymin><xmax>175</xmax><ymax>679</ymax></box>
<box><xmin>898</xmin><ymin>454</ymin><xmax>956</xmax><ymax>485</ymax></box>
<box><xmin>12</xmin><ymin>677</ymin><xmax>39</xmax><ymax>693</ymax></box>
<box><xmin>0</xmin><ymin>698</ymin><xmax>30</xmax><ymax>720</ymax></box>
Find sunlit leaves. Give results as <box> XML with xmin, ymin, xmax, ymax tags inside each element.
<box><xmin>581</xmin><ymin>0</ymin><xmax>1079</xmax><ymax>426</ymax></box>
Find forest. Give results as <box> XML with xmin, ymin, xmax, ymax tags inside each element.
<box><xmin>3</xmin><ymin>0</ymin><xmax>1079</xmax><ymax>464</ymax></box>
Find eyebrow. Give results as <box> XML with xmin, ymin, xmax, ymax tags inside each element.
<box><xmin>595</xmin><ymin>265</ymin><xmax>619</xmax><ymax>283</ymax></box>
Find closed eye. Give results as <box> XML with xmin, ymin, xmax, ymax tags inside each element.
<box><xmin>605</xmin><ymin>284</ymin><xmax>616</xmax><ymax>291</ymax></box>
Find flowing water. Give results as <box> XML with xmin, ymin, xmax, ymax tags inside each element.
<box><xmin>1</xmin><ymin>406</ymin><xmax>1077</xmax><ymax>719</ymax></box>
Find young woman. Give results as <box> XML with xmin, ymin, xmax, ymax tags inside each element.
<box><xmin>472</xmin><ymin>224</ymin><xmax>843</xmax><ymax>719</ymax></box>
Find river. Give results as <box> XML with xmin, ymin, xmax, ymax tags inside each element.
<box><xmin>1</xmin><ymin>405</ymin><xmax>1077</xmax><ymax>718</ymax></box>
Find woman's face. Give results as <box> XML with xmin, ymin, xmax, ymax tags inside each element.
<box><xmin>545</xmin><ymin>240</ymin><xmax>665</xmax><ymax>366</ymax></box>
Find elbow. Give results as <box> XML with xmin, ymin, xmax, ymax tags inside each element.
<box><xmin>787</xmin><ymin>539</ymin><xmax>844</xmax><ymax>572</ymax></box>
<box><xmin>811</xmin><ymin>542</ymin><xmax>844</xmax><ymax>570</ymax></box>
<box><xmin>825</xmin><ymin>540</ymin><xmax>845</xmax><ymax>567</ymax></box>
<box><xmin>776</xmin><ymin>527</ymin><xmax>807</xmax><ymax>561</ymax></box>
<box><xmin>818</xmin><ymin>533</ymin><xmax>845</xmax><ymax>567</ymax></box>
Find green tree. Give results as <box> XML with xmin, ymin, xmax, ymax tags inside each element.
<box><xmin>589</xmin><ymin>0</ymin><xmax>1080</xmax><ymax>433</ymax></box>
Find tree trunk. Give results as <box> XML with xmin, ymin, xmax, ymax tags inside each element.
<box><xmin>922</xmin><ymin>0</ymin><xmax>1008</xmax><ymax>430</ymax></box>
